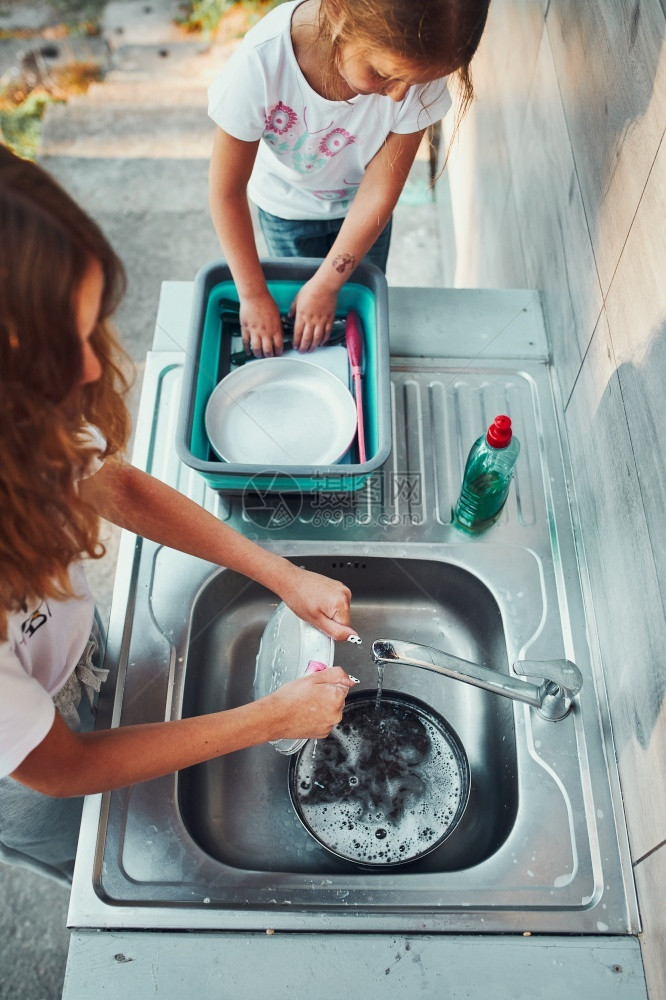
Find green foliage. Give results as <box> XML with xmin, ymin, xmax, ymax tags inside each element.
<box><xmin>177</xmin><ymin>0</ymin><xmax>286</xmax><ymax>38</ymax></box>
<box><xmin>0</xmin><ymin>92</ymin><xmax>62</xmax><ymax>161</ymax></box>
<box><xmin>177</xmin><ymin>0</ymin><xmax>235</xmax><ymax>36</ymax></box>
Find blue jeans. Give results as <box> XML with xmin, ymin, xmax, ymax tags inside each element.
<box><xmin>257</xmin><ymin>208</ymin><xmax>393</xmax><ymax>273</ymax></box>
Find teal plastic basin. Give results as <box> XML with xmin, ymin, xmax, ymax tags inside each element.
<box><xmin>176</xmin><ymin>259</ymin><xmax>391</xmax><ymax>493</ymax></box>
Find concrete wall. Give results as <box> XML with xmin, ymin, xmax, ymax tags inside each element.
<box><xmin>438</xmin><ymin>1</ymin><xmax>665</xmax><ymax>994</ymax></box>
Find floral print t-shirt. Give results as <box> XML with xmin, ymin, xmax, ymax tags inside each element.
<box><xmin>207</xmin><ymin>0</ymin><xmax>451</xmax><ymax>220</ymax></box>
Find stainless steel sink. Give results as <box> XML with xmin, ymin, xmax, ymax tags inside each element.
<box><xmin>68</xmin><ymin>351</ymin><xmax>638</xmax><ymax>935</ymax></box>
<box><xmin>179</xmin><ymin>556</ymin><xmax>517</xmax><ymax>874</ymax></box>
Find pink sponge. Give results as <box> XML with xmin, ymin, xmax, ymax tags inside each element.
<box><xmin>306</xmin><ymin>660</ymin><xmax>328</xmax><ymax>674</ymax></box>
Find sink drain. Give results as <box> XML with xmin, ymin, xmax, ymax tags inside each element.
<box><xmin>289</xmin><ymin>690</ymin><xmax>470</xmax><ymax>867</ymax></box>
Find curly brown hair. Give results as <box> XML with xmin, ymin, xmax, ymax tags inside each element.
<box><xmin>0</xmin><ymin>145</ymin><xmax>132</xmax><ymax>639</ymax></box>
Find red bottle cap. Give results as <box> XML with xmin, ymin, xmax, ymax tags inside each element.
<box><xmin>486</xmin><ymin>415</ymin><xmax>512</xmax><ymax>448</ymax></box>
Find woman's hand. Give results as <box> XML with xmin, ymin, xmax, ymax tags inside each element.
<box><xmin>11</xmin><ymin>669</ymin><xmax>356</xmax><ymax>797</ymax></box>
<box><xmin>267</xmin><ymin>667</ymin><xmax>355</xmax><ymax>740</ymax></box>
<box><xmin>240</xmin><ymin>291</ymin><xmax>284</xmax><ymax>357</ymax></box>
<box><xmin>278</xmin><ymin>565</ymin><xmax>358</xmax><ymax>642</ymax></box>
<box><xmin>290</xmin><ymin>277</ymin><xmax>338</xmax><ymax>351</ymax></box>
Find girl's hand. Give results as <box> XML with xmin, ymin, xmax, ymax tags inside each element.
<box><xmin>267</xmin><ymin>668</ymin><xmax>355</xmax><ymax>740</ymax></box>
<box><xmin>240</xmin><ymin>292</ymin><xmax>284</xmax><ymax>357</ymax></box>
<box><xmin>290</xmin><ymin>278</ymin><xmax>338</xmax><ymax>351</ymax></box>
<box><xmin>278</xmin><ymin>565</ymin><xmax>358</xmax><ymax>642</ymax></box>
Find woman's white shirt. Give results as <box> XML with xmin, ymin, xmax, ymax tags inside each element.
<box><xmin>0</xmin><ymin>427</ymin><xmax>105</xmax><ymax>777</ymax></box>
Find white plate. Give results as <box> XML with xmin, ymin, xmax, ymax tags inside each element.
<box><xmin>205</xmin><ymin>357</ymin><xmax>357</xmax><ymax>466</ymax></box>
<box><xmin>253</xmin><ymin>602</ymin><xmax>334</xmax><ymax>755</ymax></box>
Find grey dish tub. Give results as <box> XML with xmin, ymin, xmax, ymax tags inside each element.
<box><xmin>176</xmin><ymin>258</ymin><xmax>391</xmax><ymax>493</ymax></box>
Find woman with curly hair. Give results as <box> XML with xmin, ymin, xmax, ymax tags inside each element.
<box><xmin>0</xmin><ymin>145</ymin><xmax>357</xmax><ymax>884</ymax></box>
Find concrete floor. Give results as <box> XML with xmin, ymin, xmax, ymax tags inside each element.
<box><xmin>0</xmin><ymin>868</ymin><xmax>70</xmax><ymax>1000</ymax></box>
<box><xmin>0</xmin><ymin>3</ymin><xmax>448</xmax><ymax>997</ymax></box>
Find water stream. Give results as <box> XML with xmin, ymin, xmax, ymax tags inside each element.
<box><xmin>375</xmin><ymin>662</ymin><xmax>386</xmax><ymax>708</ymax></box>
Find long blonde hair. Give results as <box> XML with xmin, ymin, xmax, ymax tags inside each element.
<box><xmin>0</xmin><ymin>145</ymin><xmax>132</xmax><ymax>639</ymax></box>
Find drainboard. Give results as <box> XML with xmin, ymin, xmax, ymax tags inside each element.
<box><xmin>179</xmin><ymin>556</ymin><xmax>517</xmax><ymax>874</ymax></box>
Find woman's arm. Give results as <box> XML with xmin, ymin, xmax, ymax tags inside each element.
<box><xmin>291</xmin><ymin>129</ymin><xmax>425</xmax><ymax>350</ymax></box>
<box><xmin>11</xmin><ymin>668</ymin><xmax>353</xmax><ymax>797</ymax></box>
<box><xmin>209</xmin><ymin>127</ymin><xmax>283</xmax><ymax>357</ymax></box>
<box><xmin>79</xmin><ymin>459</ymin><xmax>357</xmax><ymax>641</ymax></box>
<box><xmin>13</xmin><ymin>458</ymin><xmax>359</xmax><ymax>798</ymax></box>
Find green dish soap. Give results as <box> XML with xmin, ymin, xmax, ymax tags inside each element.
<box><xmin>453</xmin><ymin>415</ymin><xmax>520</xmax><ymax>531</ymax></box>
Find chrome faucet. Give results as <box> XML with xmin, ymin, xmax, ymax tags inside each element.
<box><xmin>371</xmin><ymin>640</ymin><xmax>583</xmax><ymax>722</ymax></box>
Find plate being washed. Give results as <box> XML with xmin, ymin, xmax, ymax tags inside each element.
<box><xmin>205</xmin><ymin>357</ymin><xmax>357</xmax><ymax>466</ymax></box>
<box><xmin>254</xmin><ymin>602</ymin><xmax>334</xmax><ymax>755</ymax></box>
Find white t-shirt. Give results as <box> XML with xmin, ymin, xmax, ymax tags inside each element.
<box><xmin>0</xmin><ymin>428</ymin><xmax>105</xmax><ymax>778</ymax></box>
<box><xmin>207</xmin><ymin>0</ymin><xmax>451</xmax><ymax>220</ymax></box>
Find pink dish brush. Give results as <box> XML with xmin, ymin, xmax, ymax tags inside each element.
<box><xmin>345</xmin><ymin>309</ymin><xmax>366</xmax><ymax>463</ymax></box>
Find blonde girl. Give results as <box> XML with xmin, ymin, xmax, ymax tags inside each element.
<box><xmin>208</xmin><ymin>0</ymin><xmax>490</xmax><ymax>357</ymax></box>
<box><xmin>0</xmin><ymin>145</ymin><xmax>357</xmax><ymax>883</ymax></box>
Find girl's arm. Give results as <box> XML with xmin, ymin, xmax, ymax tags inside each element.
<box><xmin>11</xmin><ymin>668</ymin><xmax>353</xmax><ymax>797</ymax></box>
<box><xmin>209</xmin><ymin>127</ymin><xmax>283</xmax><ymax>357</ymax></box>
<box><xmin>292</xmin><ymin>129</ymin><xmax>425</xmax><ymax>350</ymax></box>
<box><xmin>78</xmin><ymin>458</ymin><xmax>357</xmax><ymax>641</ymax></box>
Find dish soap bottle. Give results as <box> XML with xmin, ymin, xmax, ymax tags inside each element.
<box><xmin>453</xmin><ymin>415</ymin><xmax>520</xmax><ymax>531</ymax></box>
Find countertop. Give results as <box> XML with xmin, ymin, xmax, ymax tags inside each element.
<box><xmin>62</xmin><ymin>282</ymin><xmax>647</xmax><ymax>1000</ymax></box>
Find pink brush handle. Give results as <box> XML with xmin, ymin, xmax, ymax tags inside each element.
<box><xmin>351</xmin><ymin>370</ymin><xmax>366</xmax><ymax>463</ymax></box>
<box><xmin>345</xmin><ymin>310</ymin><xmax>363</xmax><ymax>367</ymax></box>
<box><xmin>345</xmin><ymin>310</ymin><xmax>367</xmax><ymax>463</ymax></box>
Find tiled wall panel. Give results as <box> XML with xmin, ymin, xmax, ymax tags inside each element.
<box><xmin>506</xmin><ymin>32</ymin><xmax>604</xmax><ymax>399</ymax></box>
<box><xmin>440</xmin><ymin>3</ymin><xmax>666</xmax><ymax>992</ymax></box>
<box><xmin>565</xmin><ymin>312</ymin><xmax>666</xmax><ymax>862</ymax></box>
<box><xmin>441</xmin><ymin>0</ymin><xmax>540</xmax><ymax>290</ymax></box>
<box><xmin>483</xmin><ymin>0</ymin><xmax>549</xmax><ymax>152</ymax></box>
<box><xmin>603</xmin><ymin>135</ymin><xmax>666</xmax><ymax>611</ymax></box>
<box><xmin>634</xmin><ymin>845</ymin><xmax>666</xmax><ymax>1000</ymax></box>
<box><xmin>546</xmin><ymin>0</ymin><xmax>666</xmax><ymax>294</ymax></box>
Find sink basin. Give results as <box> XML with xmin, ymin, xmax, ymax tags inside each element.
<box><xmin>178</xmin><ymin>556</ymin><xmax>518</xmax><ymax>874</ymax></box>
<box><xmin>83</xmin><ymin>534</ymin><xmax>627</xmax><ymax>931</ymax></box>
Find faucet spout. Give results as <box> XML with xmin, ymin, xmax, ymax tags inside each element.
<box><xmin>371</xmin><ymin>640</ymin><xmax>582</xmax><ymax>722</ymax></box>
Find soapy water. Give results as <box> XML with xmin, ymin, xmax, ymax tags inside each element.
<box><xmin>292</xmin><ymin>695</ymin><xmax>467</xmax><ymax>866</ymax></box>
